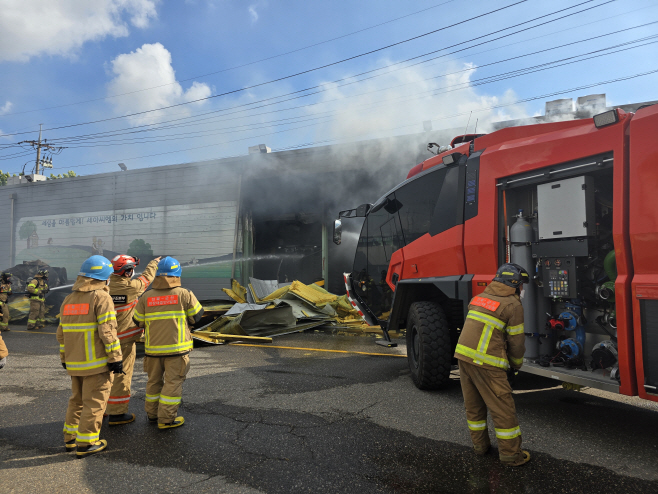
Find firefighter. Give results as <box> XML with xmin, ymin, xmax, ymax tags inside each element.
<box><xmin>454</xmin><ymin>263</ymin><xmax>530</xmax><ymax>467</ymax></box>
<box><xmin>134</xmin><ymin>256</ymin><xmax>203</xmax><ymax>429</ymax></box>
<box><xmin>106</xmin><ymin>255</ymin><xmax>161</xmax><ymax>425</ymax></box>
<box><xmin>0</xmin><ymin>272</ymin><xmax>13</xmax><ymax>332</ymax></box>
<box><xmin>26</xmin><ymin>269</ymin><xmax>48</xmax><ymax>330</ymax></box>
<box><xmin>57</xmin><ymin>256</ymin><xmax>123</xmax><ymax>458</ymax></box>
<box><xmin>0</xmin><ymin>332</ymin><xmax>7</xmax><ymax>369</ymax></box>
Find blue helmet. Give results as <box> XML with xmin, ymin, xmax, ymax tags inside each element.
<box><xmin>156</xmin><ymin>256</ymin><xmax>182</xmax><ymax>277</ymax></box>
<box><xmin>79</xmin><ymin>255</ymin><xmax>113</xmax><ymax>281</ymax></box>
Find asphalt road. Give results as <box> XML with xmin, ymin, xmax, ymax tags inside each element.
<box><xmin>1</xmin><ymin>325</ymin><xmax>657</xmax><ymax>494</ymax></box>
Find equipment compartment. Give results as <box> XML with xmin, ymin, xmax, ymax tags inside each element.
<box><xmin>499</xmin><ymin>154</ymin><xmax>619</xmax><ymax>391</ymax></box>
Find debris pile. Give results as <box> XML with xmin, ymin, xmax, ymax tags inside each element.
<box><xmin>192</xmin><ymin>278</ymin><xmax>370</xmax><ymax>345</ymax></box>
<box><xmin>5</xmin><ymin>260</ymin><xmax>69</xmax><ymax>324</ymax></box>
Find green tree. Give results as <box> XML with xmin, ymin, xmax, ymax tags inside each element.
<box><xmin>0</xmin><ymin>170</ymin><xmax>19</xmax><ymax>186</ymax></box>
<box><xmin>127</xmin><ymin>239</ymin><xmax>153</xmax><ymax>258</ymax></box>
<box><xmin>19</xmin><ymin>220</ymin><xmax>37</xmax><ymax>240</ymax></box>
<box><xmin>47</xmin><ymin>171</ymin><xmax>77</xmax><ymax>180</ymax></box>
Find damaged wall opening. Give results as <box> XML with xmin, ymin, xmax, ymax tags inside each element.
<box><xmin>251</xmin><ymin>215</ymin><xmax>323</xmax><ymax>285</ymax></box>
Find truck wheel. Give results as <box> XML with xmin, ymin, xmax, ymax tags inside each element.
<box><xmin>406</xmin><ymin>301</ymin><xmax>452</xmax><ymax>390</ymax></box>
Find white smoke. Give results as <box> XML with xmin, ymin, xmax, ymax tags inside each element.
<box><xmin>306</xmin><ymin>58</ymin><xmax>531</xmax><ymax>147</ymax></box>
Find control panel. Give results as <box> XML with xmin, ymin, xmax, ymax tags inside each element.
<box><xmin>542</xmin><ymin>257</ymin><xmax>579</xmax><ymax>298</ymax></box>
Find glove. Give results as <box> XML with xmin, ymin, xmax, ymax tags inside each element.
<box><xmin>61</xmin><ymin>362</ymin><xmax>67</xmax><ymax>369</ymax></box>
<box><xmin>0</xmin><ymin>357</ymin><xmax>6</xmax><ymax>370</ymax></box>
<box><xmin>108</xmin><ymin>361</ymin><xmax>125</xmax><ymax>374</ymax></box>
<box><xmin>507</xmin><ymin>368</ymin><xmax>519</xmax><ymax>388</ymax></box>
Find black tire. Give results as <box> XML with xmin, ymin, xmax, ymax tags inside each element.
<box><xmin>406</xmin><ymin>301</ymin><xmax>452</xmax><ymax>390</ymax></box>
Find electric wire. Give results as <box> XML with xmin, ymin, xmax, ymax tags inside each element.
<box><xmin>0</xmin><ymin>0</ymin><xmax>620</xmax><ymax>147</ymax></box>
<box><xmin>25</xmin><ymin>67</ymin><xmax>658</xmax><ymax>171</ymax></box>
<box><xmin>2</xmin><ymin>0</ymin><xmax>612</xmax><ymax>137</ymax></box>
<box><xmin>37</xmin><ymin>33</ymin><xmax>658</xmax><ymax>149</ymax></box>
<box><xmin>0</xmin><ymin>1</ymin><xmax>461</xmax><ymax>117</ymax></box>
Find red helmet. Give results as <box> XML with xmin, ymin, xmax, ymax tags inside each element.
<box><xmin>111</xmin><ymin>255</ymin><xmax>140</xmax><ymax>276</ymax></box>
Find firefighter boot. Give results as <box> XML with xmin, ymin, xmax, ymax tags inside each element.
<box><xmin>503</xmin><ymin>450</ymin><xmax>531</xmax><ymax>467</ymax></box>
<box><xmin>474</xmin><ymin>442</ymin><xmax>491</xmax><ymax>456</ymax></box>
<box><xmin>158</xmin><ymin>416</ymin><xmax>185</xmax><ymax>429</ymax></box>
<box><xmin>65</xmin><ymin>439</ymin><xmax>76</xmax><ymax>452</ymax></box>
<box><xmin>108</xmin><ymin>413</ymin><xmax>135</xmax><ymax>426</ymax></box>
<box><xmin>76</xmin><ymin>439</ymin><xmax>108</xmax><ymax>458</ymax></box>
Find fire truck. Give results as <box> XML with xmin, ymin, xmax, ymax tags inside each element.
<box><xmin>333</xmin><ymin>104</ymin><xmax>658</xmax><ymax>403</ymax></box>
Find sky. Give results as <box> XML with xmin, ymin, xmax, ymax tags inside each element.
<box><xmin>0</xmin><ymin>0</ymin><xmax>657</xmax><ymax>176</ymax></box>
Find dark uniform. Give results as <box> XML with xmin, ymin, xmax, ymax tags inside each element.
<box><xmin>454</xmin><ymin>264</ymin><xmax>530</xmax><ymax>466</ymax></box>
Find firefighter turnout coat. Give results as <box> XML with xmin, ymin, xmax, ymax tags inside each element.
<box><xmin>455</xmin><ymin>281</ymin><xmax>525</xmax><ymax>371</ymax></box>
<box><xmin>109</xmin><ymin>258</ymin><xmax>159</xmax><ymax>343</ymax></box>
<box><xmin>106</xmin><ymin>258</ymin><xmax>158</xmax><ymax>415</ymax></box>
<box><xmin>134</xmin><ymin>276</ymin><xmax>202</xmax><ymax>423</ymax></box>
<box><xmin>0</xmin><ymin>281</ymin><xmax>12</xmax><ymax>330</ymax></box>
<box><xmin>0</xmin><ymin>333</ymin><xmax>7</xmax><ymax>359</ymax></box>
<box><xmin>56</xmin><ymin>276</ymin><xmax>121</xmax><ymax>446</ymax></box>
<box><xmin>56</xmin><ymin>276</ymin><xmax>122</xmax><ymax>375</ymax></box>
<box><xmin>27</xmin><ymin>274</ymin><xmax>48</xmax><ymax>329</ymax></box>
<box><xmin>454</xmin><ymin>281</ymin><xmax>526</xmax><ymax>465</ymax></box>
<box><xmin>27</xmin><ymin>274</ymin><xmax>48</xmax><ymax>300</ymax></box>
<box><xmin>133</xmin><ymin>276</ymin><xmax>202</xmax><ymax>357</ymax></box>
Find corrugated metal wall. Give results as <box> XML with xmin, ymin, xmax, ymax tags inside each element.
<box><xmin>0</xmin><ymin>158</ymin><xmax>241</xmax><ymax>300</ymax></box>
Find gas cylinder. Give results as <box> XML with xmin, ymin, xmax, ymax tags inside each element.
<box><xmin>510</xmin><ymin>210</ymin><xmax>538</xmax><ymax>358</ymax></box>
<box><xmin>531</xmin><ymin>212</ymin><xmax>552</xmax><ymax>354</ymax></box>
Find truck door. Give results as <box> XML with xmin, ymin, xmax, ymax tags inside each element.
<box><xmin>629</xmin><ymin>103</ymin><xmax>658</xmax><ymax>403</ymax></box>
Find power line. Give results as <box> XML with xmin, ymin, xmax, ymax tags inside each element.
<box><xmin>20</xmin><ymin>67</ymin><xmax>658</xmax><ymax>172</ymax></box>
<box><xmin>0</xmin><ymin>0</ymin><xmax>615</xmax><ymax>142</ymax></box>
<box><xmin>0</xmin><ymin>0</ymin><xmax>546</xmax><ymax>137</ymax></box>
<box><xmin>0</xmin><ymin>1</ymin><xmax>461</xmax><ymax>118</ymax></box>
<box><xmin>39</xmin><ymin>36</ymin><xmax>658</xmax><ymax>152</ymax></box>
<box><xmin>41</xmin><ymin>24</ymin><xmax>658</xmax><ymax>149</ymax></box>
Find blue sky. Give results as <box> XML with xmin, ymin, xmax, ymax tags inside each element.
<box><xmin>0</xmin><ymin>0</ymin><xmax>657</xmax><ymax>176</ymax></box>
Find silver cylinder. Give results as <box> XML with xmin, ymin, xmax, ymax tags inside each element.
<box><xmin>532</xmin><ymin>214</ymin><xmax>552</xmax><ymax>355</ymax></box>
<box><xmin>510</xmin><ymin>212</ymin><xmax>539</xmax><ymax>358</ymax></box>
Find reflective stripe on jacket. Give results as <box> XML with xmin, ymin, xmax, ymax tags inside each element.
<box><xmin>56</xmin><ymin>276</ymin><xmax>122</xmax><ymax>376</ymax></box>
<box><xmin>109</xmin><ymin>258</ymin><xmax>159</xmax><ymax>342</ymax></box>
<box><xmin>134</xmin><ymin>276</ymin><xmax>202</xmax><ymax>357</ymax></box>
<box><xmin>0</xmin><ymin>282</ymin><xmax>12</xmax><ymax>302</ymax></box>
<box><xmin>27</xmin><ymin>277</ymin><xmax>47</xmax><ymax>300</ymax></box>
<box><xmin>454</xmin><ymin>281</ymin><xmax>525</xmax><ymax>371</ymax></box>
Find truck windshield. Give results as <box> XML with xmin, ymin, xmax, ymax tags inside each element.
<box><xmin>352</xmin><ymin>167</ymin><xmax>450</xmax><ymax>317</ymax></box>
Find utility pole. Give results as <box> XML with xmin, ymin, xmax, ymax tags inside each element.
<box><xmin>35</xmin><ymin>124</ymin><xmax>42</xmax><ymax>175</ymax></box>
<box><xmin>19</xmin><ymin>124</ymin><xmax>64</xmax><ymax>176</ymax></box>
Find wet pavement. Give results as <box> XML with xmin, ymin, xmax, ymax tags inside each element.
<box><xmin>1</xmin><ymin>326</ymin><xmax>657</xmax><ymax>493</ymax></box>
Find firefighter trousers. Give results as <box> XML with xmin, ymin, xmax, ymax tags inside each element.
<box><xmin>63</xmin><ymin>372</ymin><xmax>113</xmax><ymax>446</ymax></box>
<box><xmin>0</xmin><ymin>302</ymin><xmax>9</xmax><ymax>331</ymax></box>
<box><xmin>27</xmin><ymin>299</ymin><xmax>45</xmax><ymax>330</ymax></box>
<box><xmin>106</xmin><ymin>339</ymin><xmax>137</xmax><ymax>415</ymax></box>
<box><xmin>144</xmin><ymin>354</ymin><xmax>190</xmax><ymax>424</ymax></box>
<box><xmin>458</xmin><ymin>360</ymin><xmax>524</xmax><ymax>464</ymax></box>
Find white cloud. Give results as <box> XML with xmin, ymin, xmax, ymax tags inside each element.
<box><xmin>0</xmin><ymin>0</ymin><xmax>159</xmax><ymax>62</ymax></box>
<box><xmin>0</xmin><ymin>101</ymin><xmax>13</xmax><ymax>115</ymax></box>
<box><xmin>307</xmin><ymin>59</ymin><xmax>530</xmax><ymax>145</ymax></box>
<box><xmin>248</xmin><ymin>5</ymin><xmax>258</xmax><ymax>23</ymax></box>
<box><xmin>107</xmin><ymin>42</ymin><xmax>212</xmax><ymax>125</ymax></box>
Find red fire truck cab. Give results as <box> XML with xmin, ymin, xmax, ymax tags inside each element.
<box><xmin>334</xmin><ymin>104</ymin><xmax>658</xmax><ymax>402</ymax></box>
